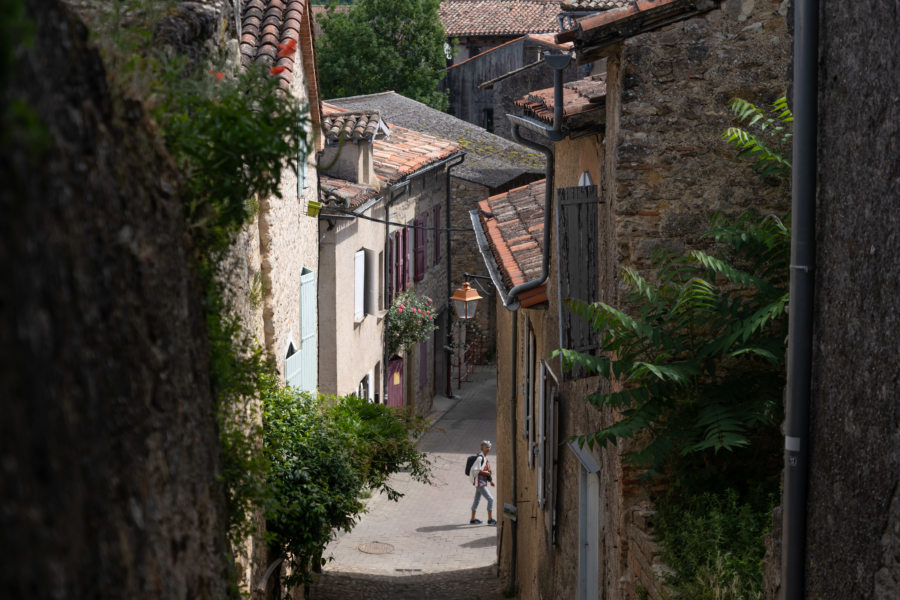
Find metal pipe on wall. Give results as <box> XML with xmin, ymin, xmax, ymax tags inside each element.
<box><xmin>782</xmin><ymin>0</ymin><xmax>819</xmax><ymax>596</ymax></box>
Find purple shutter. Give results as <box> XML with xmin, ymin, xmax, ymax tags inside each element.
<box><xmin>433</xmin><ymin>204</ymin><xmax>441</xmax><ymax>265</ymax></box>
<box><xmin>401</xmin><ymin>226</ymin><xmax>409</xmax><ymax>290</ymax></box>
<box><xmin>414</xmin><ymin>214</ymin><xmax>426</xmax><ymax>282</ymax></box>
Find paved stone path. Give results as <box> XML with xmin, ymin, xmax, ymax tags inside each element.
<box><xmin>307</xmin><ymin>366</ymin><xmax>507</xmax><ymax>600</ymax></box>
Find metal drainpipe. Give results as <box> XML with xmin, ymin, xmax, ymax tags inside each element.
<box><xmin>507</xmin><ymin>313</ymin><xmax>518</xmax><ymax>593</ymax></box>
<box><xmin>445</xmin><ymin>154</ymin><xmax>466</xmax><ymax>398</ymax></box>
<box><xmin>384</xmin><ymin>181</ymin><xmax>410</xmax><ymax>405</ymax></box>
<box><xmin>501</xmin><ymin>50</ymin><xmax>569</xmax><ymax>594</ymax></box>
<box><xmin>504</xmin><ymin>52</ymin><xmax>569</xmax><ymax>309</ymax></box>
<box><xmin>782</xmin><ymin>0</ymin><xmax>818</xmax><ymax>597</ymax></box>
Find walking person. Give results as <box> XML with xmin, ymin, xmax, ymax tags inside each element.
<box><xmin>470</xmin><ymin>440</ymin><xmax>496</xmax><ymax>525</ymax></box>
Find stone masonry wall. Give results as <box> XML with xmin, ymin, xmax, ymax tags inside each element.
<box><xmin>602</xmin><ymin>1</ymin><xmax>792</xmax><ymax>597</ymax></box>
<box><xmin>1</xmin><ymin>2</ymin><xmax>228</xmax><ymax>596</ymax></box>
<box><xmin>448</xmin><ymin>176</ymin><xmax>498</xmax><ymax>357</ymax></box>
<box><xmin>804</xmin><ymin>2</ymin><xmax>900</xmax><ymax>598</ymax></box>
<box><xmin>613</xmin><ymin>0</ymin><xmax>791</xmax><ymax>276</ymax></box>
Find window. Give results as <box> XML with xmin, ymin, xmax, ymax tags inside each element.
<box><xmin>523</xmin><ymin>323</ymin><xmax>537</xmax><ymax>468</ymax></box>
<box><xmin>414</xmin><ymin>213</ymin><xmax>427</xmax><ymax>282</ymax></box>
<box><xmin>483</xmin><ymin>108</ymin><xmax>494</xmax><ymax>133</ymax></box>
<box><xmin>536</xmin><ymin>361</ymin><xmax>558</xmax><ymax>511</ymax></box>
<box><xmin>433</xmin><ymin>204</ymin><xmax>441</xmax><ymax>266</ymax></box>
<box><xmin>355</xmin><ymin>250</ymin><xmax>365</xmax><ymax>322</ymax></box>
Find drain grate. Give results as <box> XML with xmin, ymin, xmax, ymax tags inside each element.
<box><xmin>357</xmin><ymin>541</ymin><xmax>395</xmax><ymax>555</ymax></box>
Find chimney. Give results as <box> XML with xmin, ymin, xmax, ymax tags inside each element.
<box><xmin>320</xmin><ymin>111</ymin><xmax>382</xmax><ymax>187</ymax></box>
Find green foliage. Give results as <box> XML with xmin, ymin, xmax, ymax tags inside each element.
<box><xmin>317</xmin><ymin>0</ymin><xmax>448</xmax><ymax>109</ymax></box>
<box><xmin>722</xmin><ymin>97</ymin><xmax>792</xmax><ymax>178</ymax></box>
<box><xmin>555</xmin><ymin>213</ymin><xmax>789</xmax><ymax>472</ymax></box>
<box><xmin>387</xmin><ymin>290</ymin><xmax>438</xmax><ymax>354</ymax></box>
<box><xmin>263</xmin><ymin>388</ymin><xmax>432</xmax><ymax>587</ymax></box>
<box><xmin>153</xmin><ymin>62</ymin><xmax>312</xmax><ymax>254</ymax></box>
<box><xmin>655</xmin><ymin>486</ymin><xmax>776</xmax><ymax>599</ymax></box>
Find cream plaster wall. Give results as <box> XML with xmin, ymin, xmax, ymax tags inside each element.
<box><xmin>318</xmin><ymin>203</ymin><xmax>387</xmax><ymax>398</ymax></box>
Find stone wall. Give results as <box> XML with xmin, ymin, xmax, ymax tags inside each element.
<box><xmin>802</xmin><ymin>2</ymin><xmax>900</xmax><ymax>598</ymax></box>
<box><xmin>611</xmin><ymin>0</ymin><xmax>791</xmax><ymax>276</ymax></box>
<box><xmin>0</xmin><ymin>2</ymin><xmax>228</xmax><ymax>596</ymax></box>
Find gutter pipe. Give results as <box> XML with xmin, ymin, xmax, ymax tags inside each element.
<box><xmin>782</xmin><ymin>0</ymin><xmax>818</xmax><ymax>597</ymax></box>
<box><xmin>445</xmin><ymin>153</ymin><xmax>466</xmax><ymax>398</ymax></box>
<box><xmin>503</xmin><ymin>52</ymin><xmax>571</xmax><ymax>310</ymax></box>
<box><xmin>495</xmin><ymin>51</ymin><xmax>570</xmax><ymax>595</ymax></box>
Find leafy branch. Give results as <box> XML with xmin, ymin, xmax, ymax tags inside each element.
<box><xmin>722</xmin><ymin>96</ymin><xmax>793</xmax><ymax>178</ymax></box>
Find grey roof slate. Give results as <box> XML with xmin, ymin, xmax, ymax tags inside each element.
<box><xmin>325</xmin><ymin>91</ymin><xmax>544</xmax><ymax>189</ymax></box>
<box><xmin>560</xmin><ymin>0</ymin><xmax>630</xmax><ymax>10</ymax></box>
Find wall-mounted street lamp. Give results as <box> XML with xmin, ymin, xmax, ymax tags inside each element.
<box><xmin>450</xmin><ymin>281</ymin><xmax>483</xmax><ymax>321</ymax></box>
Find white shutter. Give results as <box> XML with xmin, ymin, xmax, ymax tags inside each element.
<box><xmin>300</xmin><ymin>268</ymin><xmax>317</xmax><ymax>392</ymax></box>
<box><xmin>537</xmin><ymin>361</ymin><xmax>546</xmax><ymax>507</ymax></box>
<box><xmin>354</xmin><ymin>250</ymin><xmax>365</xmax><ymax>322</ymax></box>
<box><xmin>285</xmin><ymin>344</ymin><xmax>302</xmax><ymax>388</ymax></box>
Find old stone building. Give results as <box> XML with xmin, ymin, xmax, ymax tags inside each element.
<box><xmin>326</xmin><ymin>91</ymin><xmax>544</xmax><ymax>363</ymax></box>
<box><xmin>317</xmin><ymin>103</ymin><xmax>462</xmax><ymax>415</ymax></box>
<box><xmin>440</xmin><ymin>0</ymin><xmax>562</xmax><ymax>62</ymax></box>
<box><xmin>473</xmin><ymin>0</ymin><xmax>792</xmax><ymax>598</ymax></box>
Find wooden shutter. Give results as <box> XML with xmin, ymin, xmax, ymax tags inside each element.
<box><xmin>414</xmin><ymin>214</ymin><xmax>426</xmax><ymax>282</ymax></box>
<box><xmin>285</xmin><ymin>343</ymin><xmax>302</xmax><ymax>387</ymax></box>
<box><xmin>299</xmin><ymin>268</ymin><xmax>317</xmax><ymax>392</ymax></box>
<box><xmin>556</xmin><ymin>185</ymin><xmax>601</xmax><ymax>377</ymax></box>
<box><xmin>433</xmin><ymin>204</ymin><xmax>441</xmax><ymax>265</ymax></box>
<box><xmin>354</xmin><ymin>250</ymin><xmax>365</xmax><ymax>321</ymax></box>
<box><xmin>401</xmin><ymin>226</ymin><xmax>409</xmax><ymax>290</ymax></box>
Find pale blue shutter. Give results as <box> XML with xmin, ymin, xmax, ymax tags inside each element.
<box><xmin>354</xmin><ymin>250</ymin><xmax>365</xmax><ymax>321</ymax></box>
<box><xmin>299</xmin><ymin>268</ymin><xmax>317</xmax><ymax>392</ymax></box>
<box><xmin>285</xmin><ymin>344</ymin><xmax>302</xmax><ymax>387</ymax></box>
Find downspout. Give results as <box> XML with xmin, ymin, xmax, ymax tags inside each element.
<box><xmin>384</xmin><ymin>181</ymin><xmax>410</xmax><ymax>405</ymax></box>
<box><xmin>507</xmin><ymin>313</ymin><xmax>518</xmax><ymax>594</ymax></box>
<box><xmin>502</xmin><ymin>51</ymin><xmax>570</xmax><ymax>594</ymax></box>
<box><xmin>504</xmin><ymin>51</ymin><xmax>570</xmax><ymax>310</ymax></box>
<box><xmin>445</xmin><ymin>153</ymin><xmax>466</xmax><ymax>397</ymax></box>
<box><xmin>782</xmin><ymin>0</ymin><xmax>818</xmax><ymax>598</ymax></box>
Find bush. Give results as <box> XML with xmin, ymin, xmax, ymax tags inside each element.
<box><xmin>263</xmin><ymin>388</ymin><xmax>432</xmax><ymax>587</ymax></box>
<box><xmin>655</xmin><ymin>486</ymin><xmax>776</xmax><ymax>599</ymax></box>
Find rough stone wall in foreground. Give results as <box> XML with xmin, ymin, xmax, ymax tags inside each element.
<box><xmin>0</xmin><ymin>2</ymin><xmax>228</xmax><ymax>597</ymax></box>
<box><xmin>804</xmin><ymin>1</ymin><xmax>900</xmax><ymax>598</ymax></box>
<box><xmin>613</xmin><ymin>0</ymin><xmax>792</xmax><ymax>276</ymax></box>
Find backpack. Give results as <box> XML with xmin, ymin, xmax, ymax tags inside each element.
<box><xmin>464</xmin><ymin>453</ymin><xmax>483</xmax><ymax>477</ymax></box>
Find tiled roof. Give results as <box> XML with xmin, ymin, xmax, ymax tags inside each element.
<box><xmin>560</xmin><ymin>0</ymin><xmax>630</xmax><ymax>11</ymax></box>
<box><xmin>322</xmin><ymin>111</ymin><xmax>382</xmax><ymax>142</ymax></box>
<box><xmin>526</xmin><ymin>32</ymin><xmax>574</xmax><ymax>50</ymax></box>
<box><xmin>439</xmin><ymin>1</ymin><xmax>561</xmax><ymax>37</ymax></box>
<box><xmin>373</xmin><ymin>125</ymin><xmax>461</xmax><ymax>182</ymax></box>
<box><xmin>327</xmin><ymin>92</ymin><xmax>543</xmax><ymax>190</ymax></box>
<box><xmin>320</xmin><ymin>174</ymin><xmax>378</xmax><ymax>209</ymax></box>
<box><xmin>515</xmin><ymin>75</ymin><xmax>606</xmax><ymax>123</ymax></box>
<box><xmin>240</xmin><ymin>0</ymin><xmax>322</xmax><ymax>129</ymax></box>
<box><xmin>556</xmin><ymin>0</ymin><xmax>717</xmax><ymax>49</ymax></box>
<box><xmin>477</xmin><ymin>180</ymin><xmax>548</xmax><ymax>307</ymax></box>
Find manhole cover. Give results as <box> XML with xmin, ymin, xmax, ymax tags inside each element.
<box><xmin>357</xmin><ymin>541</ymin><xmax>395</xmax><ymax>555</ymax></box>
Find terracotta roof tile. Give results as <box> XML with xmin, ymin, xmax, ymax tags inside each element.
<box><xmin>478</xmin><ymin>180</ymin><xmax>548</xmax><ymax>306</ymax></box>
<box><xmin>320</xmin><ymin>174</ymin><xmax>378</xmax><ymax>209</ymax></box>
<box><xmin>560</xmin><ymin>0</ymin><xmax>630</xmax><ymax>10</ymax></box>
<box><xmin>515</xmin><ymin>74</ymin><xmax>606</xmax><ymax>122</ymax></box>
<box><xmin>439</xmin><ymin>1</ymin><xmax>561</xmax><ymax>37</ymax></box>
<box><xmin>371</xmin><ymin>125</ymin><xmax>461</xmax><ymax>183</ymax></box>
<box><xmin>322</xmin><ymin>111</ymin><xmax>383</xmax><ymax>142</ymax></box>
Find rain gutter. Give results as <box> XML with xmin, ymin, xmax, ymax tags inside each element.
<box><xmin>782</xmin><ymin>0</ymin><xmax>818</xmax><ymax>597</ymax></box>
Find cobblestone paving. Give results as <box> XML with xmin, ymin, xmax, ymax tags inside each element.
<box><xmin>308</xmin><ymin>565</ymin><xmax>506</xmax><ymax>600</ymax></box>
<box><xmin>308</xmin><ymin>367</ymin><xmax>505</xmax><ymax>600</ymax></box>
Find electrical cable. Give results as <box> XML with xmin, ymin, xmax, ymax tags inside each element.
<box><xmin>320</xmin><ymin>206</ymin><xmax>474</xmax><ymax>232</ymax></box>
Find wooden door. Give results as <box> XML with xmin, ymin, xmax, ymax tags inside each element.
<box><xmin>387</xmin><ymin>358</ymin><xmax>404</xmax><ymax>407</ymax></box>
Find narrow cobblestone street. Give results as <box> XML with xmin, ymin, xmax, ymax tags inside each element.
<box><xmin>308</xmin><ymin>366</ymin><xmax>507</xmax><ymax>599</ymax></box>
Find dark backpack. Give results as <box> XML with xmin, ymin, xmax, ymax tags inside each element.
<box><xmin>464</xmin><ymin>454</ymin><xmax>481</xmax><ymax>476</ymax></box>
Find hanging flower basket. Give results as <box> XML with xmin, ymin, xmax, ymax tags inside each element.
<box><xmin>387</xmin><ymin>291</ymin><xmax>438</xmax><ymax>354</ymax></box>
<box><xmin>307</xmin><ymin>200</ymin><xmax>322</xmax><ymax>217</ymax></box>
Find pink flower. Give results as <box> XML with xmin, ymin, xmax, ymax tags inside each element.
<box><xmin>397</xmin><ymin>308</ymin><xmax>403</xmax><ymax>314</ymax></box>
<box><xmin>418</xmin><ymin>321</ymin><xmax>422</xmax><ymax>325</ymax></box>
